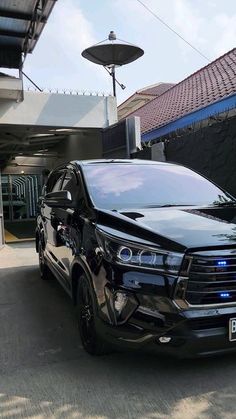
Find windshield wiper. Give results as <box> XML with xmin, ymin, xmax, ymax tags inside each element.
<box><xmin>144</xmin><ymin>204</ymin><xmax>196</xmax><ymax>208</ymax></box>
<box><xmin>212</xmin><ymin>200</ymin><xmax>236</xmax><ymax>207</ymax></box>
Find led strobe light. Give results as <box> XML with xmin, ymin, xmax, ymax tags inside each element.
<box><xmin>217</xmin><ymin>260</ymin><xmax>227</xmax><ymax>266</ymax></box>
<box><xmin>220</xmin><ymin>292</ymin><xmax>230</xmax><ymax>298</ymax></box>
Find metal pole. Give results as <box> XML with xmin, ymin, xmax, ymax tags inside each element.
<box><xmin>22</xmin><ymin>71</ymin><xmax>43</xmax><ymax>92</ymax></box>
<box><xmin>111</xmin><ymin>65</ymin><xmax>116</xmax><ymax>97</ymax></box>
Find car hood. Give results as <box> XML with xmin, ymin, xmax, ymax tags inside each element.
<box><xmin>96</xmin><ymin>205</ymin><xmax>236</xmax><ymax>252</ymax></box>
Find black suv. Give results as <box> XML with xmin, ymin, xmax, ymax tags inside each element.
<box><xmin>36</xmin><ymin>159</ymin><xmax>236</xmax><ymax>357</ymax></box>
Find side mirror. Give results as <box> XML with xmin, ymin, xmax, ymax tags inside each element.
<box><xmin>44</xmin><ymin>190</ymin><xmax>73</xmax><ymax>208</ymax></box>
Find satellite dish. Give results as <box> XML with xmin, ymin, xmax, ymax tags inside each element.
<box><xmin>82</xmin><ymin>31</ymin><xmax>144</xmax><ymax>96</ymax></box>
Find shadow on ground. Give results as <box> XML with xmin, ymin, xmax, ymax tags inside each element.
<box><xmin>0</xmin><ymin>263</ymin><xmax>236</xmax><ymax>418</ymax></box>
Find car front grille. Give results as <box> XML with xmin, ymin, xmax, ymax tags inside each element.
<box><xmin>185</xmin><ymin>250</ymin><xmax>236</xmax><ymax>305</ymax></box>
<box><xmin>189</xmin><ymin>316</ymin><xmax>228</xmax><ymax>330</ymax></box>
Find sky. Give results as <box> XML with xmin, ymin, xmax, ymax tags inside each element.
<box><xmin>23</xmin><ymin>0</ymin><xmax>236</xmax><ymax>104</ymax></box>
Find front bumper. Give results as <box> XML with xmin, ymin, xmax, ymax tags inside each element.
<box><xmin>95</xmin><ymin>264</ymin><xmax>236</xmax><ymax>357</ymax></box>
<box><xmin>99</xmin><ymin>292</ymin><xmax>236</xmax><ymax>357</ymax></box>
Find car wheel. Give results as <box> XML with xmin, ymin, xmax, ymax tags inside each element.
<box><xmin>38</xmin><ymin>239</ymin><xmax>53</xmax><ymax>280</ymax></box>
<box><xmin>77</xmin><ymin>274</ymin><xmax>112</xmax><ymax>355</ymax></box>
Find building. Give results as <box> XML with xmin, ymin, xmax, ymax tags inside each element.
<box><xmin>118</xmin><ymin>82</ymin><xmax>174</xmax><ymax>120</ymax></box>
<box><xmin>120</xmin><ymin>48</ymin><xmax>236</xmax><ymax>141</ymax></box>
<box><xmin>120</xmin><ymin>48</ymin><xmax>236</xmax><ymax>197</ymax></box>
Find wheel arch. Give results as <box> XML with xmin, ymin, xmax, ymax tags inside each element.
<box><xmin>71</xmin><ymin>262</ymin><xmax>92</xmax><ymax>306</ymax></box>
<box><xmin>36</xmin><ymin>223</ymin><xmax>45</xmax><ymax>253</ymax></box>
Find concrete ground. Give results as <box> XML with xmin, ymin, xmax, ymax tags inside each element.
<box><xmin>1</xmin><ymin>244</ymin><xmax>236</xmax><ymax>419</ymax></box>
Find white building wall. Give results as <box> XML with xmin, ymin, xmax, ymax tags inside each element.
<box><xmin>0</xmin><ymin>91</ymin><xmax>117</xmax><ymax>128</ymax></box>
<box><xmin>0</xmin><ymin>76</ymin><xmax>23</xmax><ymax>101</ymax></box>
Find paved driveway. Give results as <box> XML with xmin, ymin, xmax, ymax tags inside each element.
<box><xmin>0</xmin><ymin>243</ymin><xmax>236</xmax><ymax>419</ymax></box>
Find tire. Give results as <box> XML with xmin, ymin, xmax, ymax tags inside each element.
<box><xmin>38</xmin><ymin>239</ymin><xmax>53</xmax><ymax>280</ymax></box>
<box><xmin>77</xmin><ymin>274</ymin><xmax>112</xmax><ymax>355</ymax></box>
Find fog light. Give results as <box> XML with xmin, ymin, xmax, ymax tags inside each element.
<box><xmin>159</xmin><ymin>336</ymin><xmax>172</xmax><ymax>344</ymax></box>
<box><xmin>114</xmin><ymin>292</ymin><xmax>128</xmax><ymax>312</ymax></box>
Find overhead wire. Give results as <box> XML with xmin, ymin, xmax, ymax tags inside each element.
<box><xmin>136</xmin><ymin>0</ymin><xmax>211</xmax><ymax>63</ymax></box>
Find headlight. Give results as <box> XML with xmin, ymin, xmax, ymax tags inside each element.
<box><xmin>96</xmin><ymin>230</ymin><xmax>183</xmax><ymax>274</ymax></box>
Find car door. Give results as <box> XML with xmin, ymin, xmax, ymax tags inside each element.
<box><xmin>56</xmin><ymin>168</ymin><xmax>84</xmax><ymax>286</ymax></box>
<box><xmin>43</xmin><ymin>169</ymin><xmax>66</xmax><ymax>266</ymax></box>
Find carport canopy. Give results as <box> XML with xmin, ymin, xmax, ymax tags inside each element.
<box><xmin>0</xmin><ymin>0</ymin><xmax>56</xmax><ymax>69</ymax></box>
<box><xmin>0</xmin><ymin>91</ymin><xmax>117</xmax><ymax>168</ymax></box>
<box><xmin>0</xmin><ymin>124</ymin><xmax>103</xmax><ymax>168</ymax></box>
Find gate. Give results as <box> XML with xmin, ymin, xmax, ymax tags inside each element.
<box><xmin>2</xmin><ymin>174</ymin><xmax>42</xmax><ymax>221</ymax></box>
<box><xmin>102</xmin><ymin>116</ymin><xmax>141</xmax><ymax>158</ymax></box>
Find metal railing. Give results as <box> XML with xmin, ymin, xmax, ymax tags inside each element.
<box><xmin>26</xmin><ymin>85</ymin><xmax>112</xmax><ymax>97</ymax></box>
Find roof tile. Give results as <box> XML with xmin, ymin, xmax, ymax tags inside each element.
<box><xmin>128</xmin><ymin>48</ymin><xmax>236</xmax><ymax>134</ymax></box>
<box><xmin>138</xmin><ymin>83</ymin><xmax>175</xmax><ymax>96</ymax></box>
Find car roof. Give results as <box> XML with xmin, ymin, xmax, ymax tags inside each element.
<box><xmin>72</xmin><ymin>159</ymin><xmax>176</xmax><ymax>167</ymax></box>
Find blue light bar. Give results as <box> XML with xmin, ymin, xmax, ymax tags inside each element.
<box><xmin>217</xmin><ymin>261</ymin><xmax>227</xmax><ymax>266</ymax></box>
<box><xmin>220</xmin><ymin>292</ymin><xmax>230</xmax><ymax>298</ymax></box>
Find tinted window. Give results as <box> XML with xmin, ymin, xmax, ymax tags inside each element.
<box><xmin>46</xmin><ymin>171</ymin><xmax>64</xmax><ymax>193</ymax></box>
<box><xmin>82</xmin><ymin>163</ymin><xmax>233</xmax><ymax>209</ymax></box>
<box><xmin>51</xmin><ymin>173</ymin><xmax>65</xmax><ymax>192</ymax></box>
<box><xmin>61</xmin><ymin>171</ymin><xmax>78</xmax><ymax>198</ymax></box>
<box><xmin>61</xmin><ymin>170</ymin><xmax>85</xmax><ymax>207</ymax></box>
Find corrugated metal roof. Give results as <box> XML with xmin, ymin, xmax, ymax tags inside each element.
<box><xmin>0</xmin><ymin>0</ymin><xmax>56</xmax><ymax>68</ymax></box>
<box><xmin>127</xmin><ymin>48</ymin><xmax>236</xmax><ymax>135</ymax></box>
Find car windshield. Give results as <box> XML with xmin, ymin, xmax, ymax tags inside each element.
<box><xmin>82</xmin><ymin>163</ymin><xmax>234</xmax><ymax>210</ymax></box>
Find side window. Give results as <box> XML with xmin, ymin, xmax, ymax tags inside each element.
<box><xmin>61</xmin><ymin>171</ymin><xmax>78</xmax><ymax>199</ymax></box>
<box><xmin>52</xmin><ymin>173</ymin><xmax>65</xmax><ymax>192</ymax></box>
<box><xmin>46</xmin><ymin>171</ymin><xmax>65</xmax><ymax>193</ymax></box>
<box><xmin>61</xmin><ymin>170</ymin><xmax>85</xmax><ymax>207</ymax></box>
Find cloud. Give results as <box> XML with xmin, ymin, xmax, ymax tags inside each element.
<box><xmin>114</xmin><ymin>0</ymin><xmax>209</xmax><ymax>62</ymax></box>
<box><xmin>173</xmin><ymin>0</ymin><xmax>207</xmax><ymax>55</ymax></box>
<box><xmin>131</xmin><ymin>0</ymin><xmax>236</xmax><ymax>62</ymax></box>
<box><xmin>51</xmin><ymin>0</ymin><xmax>96</xmax><ymax>59</ymax></box>
<box><xmin>213</xmin><ymin>14</ymin><xmax>236</xmax><ymax>56</ymax></box>
<box><xmin>169</xmin><ymin>0</ymin><xmax>236</xmax><ymax>61</ymax></box>
<box><xmin>24</xmin><ymin>0</ymin><xmax>110</xmax><ymax>91</ymax></box>
<box><xmin>85</xmin><ymin>166</ymin><xmax>143</xmax><ymax>196</ymax></box>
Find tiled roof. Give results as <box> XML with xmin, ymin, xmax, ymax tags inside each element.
<box><xmin>118</xmin><ymin>82</ymin><xmax>175</xmax><ymax>120</ymax></box>
<box><xmin>128</xmin><ymin>48</ymin><xmax>236</xmax><ymax>134</ymax></box>
<box><xmin>137</xmin><ymin>83</ymin><xmax>175</xmax><ymax>96</ymax></box>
